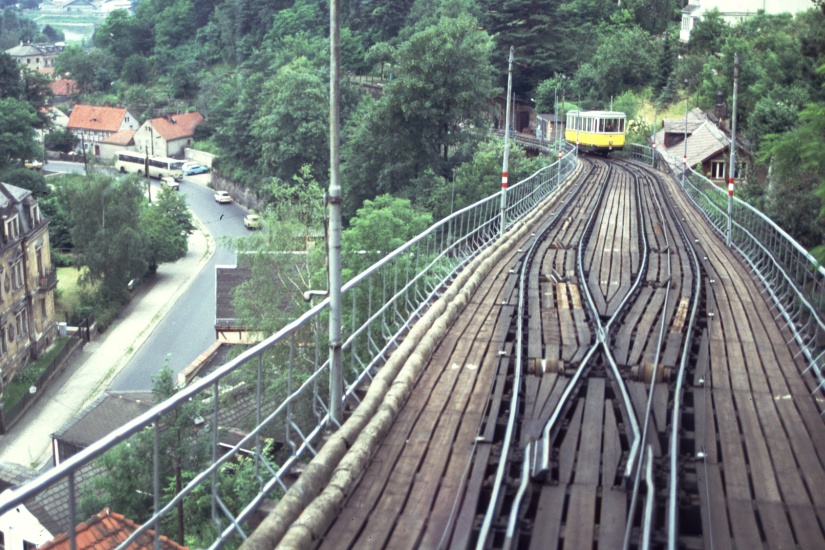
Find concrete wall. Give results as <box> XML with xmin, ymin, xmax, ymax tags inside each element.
<box><xmin>184</xmin><ymin>148</ymin><xmax>216</xmax><ymax>167</ymax></box>
<box><xmin>210</xmin><ymin>172</ymin><xmax>266</xmax><ymax>213</ymax></box>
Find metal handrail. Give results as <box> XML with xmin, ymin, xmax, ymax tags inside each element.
<box><xmin>0</xmin><ymin>145</ymin><xmax>577</xmax><ymax>548</ymax></box>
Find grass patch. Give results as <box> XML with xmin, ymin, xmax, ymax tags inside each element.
<box><xmin>2</xmin><ymin>337</ymin><xmax>69</xmax><ymax>413</ymax></box>
<box><xmin>56</xmin><ymin>266</ymin><xmax>86</xmax><ymax>321</ymax></box>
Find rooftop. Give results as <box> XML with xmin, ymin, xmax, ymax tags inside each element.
<box><xmin>39</xmin><ymin>507</ymin><xmax>188</xmax><ymax>550</ymax></box>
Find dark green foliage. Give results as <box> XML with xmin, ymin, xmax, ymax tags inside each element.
<box><xmin>41</xmin><ymin>24</ymin><xmax>64</xmax><ymax>43</ymax></box>
<box><xmin>0</xmin><ymin>167</ymin><xmax>47</xmax><ymax>197</ymax></box>
<box><xmin>479</xmin><ymin>0</ymin><xmax>564</xmax><ymax>95</ymax></box>
<box><xmin>689</xmin><ymin>8</ymin><xmax>728</xmax><ymax>55</ymax></box>
<box><xmin>0</xmin><ymin>7</ymin><xmax>39</xmax><ymax>50</ymax></box>
<box><xmin>121</xmin><ymin>54</ymin><xmax>151</xmax><ymax>85</ymax></box>
<box><xmin>342</xmin><ymin>16</ymin><xmax>496</xmax><ymax>217</ymax></box>
<box><xmin>0</xmin><ymin>52</ymin><xmax>20</xmax><ymax>98</ymax></box>
<box><xmin>0</xmin><ymin>97</ymin><xmax>39</xmax><ymax>170</ymax></box>
<box><xmin>656</xmin><ymin>29</ymin><xmax>675</xmax><ymax>95</ymax></box>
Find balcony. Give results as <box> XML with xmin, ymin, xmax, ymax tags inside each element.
<box><xmin>38</xmin><ymin>269</ymin><xmax>57</xmax><ymax>290</ymax></box>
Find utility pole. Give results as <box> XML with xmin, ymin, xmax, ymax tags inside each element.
<box><xmin>727</xmin><ymin>52</ymin><xmax>739</xmax><ymax>248</ymax></box>
<box><xmin>81</xmin><ymin>133</ymin><xmax>88</xmax><ymax>174</ymax></box>
<box><xmin>500</xmin><ymin>46</ymin><xmax>514</xmax><ymax>238</ymax></box>
<box><xmin>558</xmin><ymin>91</ymin><xmax>564</xmax><ymax>188</ymax></box>
<box><xmin>682</xmin><ymin>79</ymin><xmax>689</xmax><ymax>187</ymax></box>
<box><xmin>328</xmin><ymin>0</ymin><xmax>343</xmax><ymax>426</ymax></box>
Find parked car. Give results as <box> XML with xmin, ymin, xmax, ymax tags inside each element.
<box><xmin>184</xmin><ymin>164</ymin><xmax>210</xmax><ymax>176</ymax></box>
<box><xmin>24</xmin><ymin>159</ymin><xmax>43</xmax><ymax>170</ymax></box>
<box><xmin>243</xmin><ymin>213</ymin><xmax>261</xmax><ymax>229</ymax></box>
<box><xmin>161</xmin><ymin>176</ymin><xmax>180</xmax><ymax>190</ymax></box>
<box><xmin>214</xmin><ymin>190</ymin><xmax>232</xmax><ymax>203</ymax></box>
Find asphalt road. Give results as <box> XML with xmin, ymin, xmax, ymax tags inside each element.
<box><xmin>109</xmin><ymin>176</ymin><xmax>250</xmax><ymax>390</ymax></box>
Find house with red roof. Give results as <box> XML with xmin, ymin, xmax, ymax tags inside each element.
<box><xmin>99</xmin><ymin>129</ymin><xmax>137</xmax><ymax>162</ymax></box>
<box><xmin>136</xmin><ymin>112</ymin><xmax>204</xmax><ymax>159</ymax></box>
<box><xmin>50</xmin><ymin>79</ymin><xmax>76</xmax><ymax>104</ymax></box>
<box><xmin>66</xmin><ymin>105</ymin><xmax>139</xmax><ymax>157</ymax></box>
<box><xmin>39</xmin><ymin>507</ymin><xmax>188</xmax><ymax>550</ymax></box>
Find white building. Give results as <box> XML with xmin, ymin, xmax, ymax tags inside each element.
<box><xmin>680</xmin><ymin>0</ymin><xmax>815</xmax><ymax>42</ymax></box>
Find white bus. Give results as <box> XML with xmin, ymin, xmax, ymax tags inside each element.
<box><xmin>115</xmin><ymin>151</ymin><xmax>184</xmax><ymax>180</ymax></box>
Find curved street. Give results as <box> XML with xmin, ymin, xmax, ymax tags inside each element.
<box><xmin>109</xmin><ymin>175</ymin><xmax>250</xmax><ymax>390</ymax></box>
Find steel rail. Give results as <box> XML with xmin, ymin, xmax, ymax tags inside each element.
<box><xmin>648</xmin><ymin>164</ymin><xmax>704</xmax><ymax>550</ymax></box>
<box><xmin>619</xmin><ymin>156</ymin><xmax>704</xmax><ymax>549</ymax></box>
<box><xmin>476</xmin><ymin>159</ymin><xmax>583</xmax><ymax>548</ymax></box>
<box><xmin>621</xmin><ymin>168</ymin><xmax>672</xmax><ymax>550</ymax></box>
<box><xmin>531</xmin><ymin>160</ymin><xmax>613</xmax><ymax>477</ymax></box>
<box><xmin>571</xmin><ymin>163</ymin><xmax>645</xmax><ymax>482</ymax></box>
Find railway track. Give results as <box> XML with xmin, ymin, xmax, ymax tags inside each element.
<box><xmin>315</xmin><ymin>157</ymin><xmax>825</xmax><ymax>550</ymax></box>
<box><xmin>463</xmin><ymin>157</ymin><xmax>702</xmax><ymax>549</ymax></box>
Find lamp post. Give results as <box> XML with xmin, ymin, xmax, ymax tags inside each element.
<box><xmin>328</xmin><ymin>0</ymin><xmax>344</xmax><ymax>426</ymax></box>
<box><xmin>500</xmin><ymin>45</ymin><xmax>514</xmax><ymax>238</ymax></box>
<box><xmin>727</xmin><ymin>52</ymin><xmax>739</xmax><ymax>248</ymax></box>
<box><xmin>682</xmin><ymin>79</ymin><xmax>689</xmax><ymax>187</ymax></box>
<box><xmin>558</xmin><ymin>90</ymin><xmax>564</xmax><ymax>188</ymax></box>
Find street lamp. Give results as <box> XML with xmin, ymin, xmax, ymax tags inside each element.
<box><xmin>682</xmin><ymin>79</ymin><xmax>689</xmax><ymax>187</ymax></box>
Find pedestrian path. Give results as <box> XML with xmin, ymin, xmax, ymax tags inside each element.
<box><xmin>0</xmin><ymin>225</ymin><xmax>213</xmax><ymax>469</ymax></box>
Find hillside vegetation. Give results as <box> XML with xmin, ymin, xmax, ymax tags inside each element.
<box><xmin>2</xmin><ymin>0</ymin><xmax>825</xmax><ymax>252</ymax></box>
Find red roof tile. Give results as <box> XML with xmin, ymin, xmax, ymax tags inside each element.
<box><xmin>51</xmin><ymin>79</ymin><xmax>76</xmax><ymax>96</ymax></box>
<box><xmin>39</xmin><ymin>508</ymin><xmax>188</xmax><ymax>550</ymax></box>
<box><xmin>149</xmin><ymin>112</ymin><xmax>204</xmax><ymax>141</ymax></box>
<box><xmin>67</xmin><ymin>105</ymin><xmax>131</xmax><ymax>133</ymax></box>
<box><xmin>101</xmin><ymin>129</ymin><xmax>136</xmax><ymax>146</ymax></box>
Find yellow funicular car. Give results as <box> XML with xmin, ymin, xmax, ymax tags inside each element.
<box><xmin>565</xmin><ymin>110</ymin><xmax>626</xmax><ymax>155</ymax></box>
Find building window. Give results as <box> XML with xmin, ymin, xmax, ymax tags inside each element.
<box><xmin>5</xmin><ymin>216</ymin><xmax>19</xmax><ymax>241</ymax></box>
<box><xmin>16</xmin><ymin>309</ymin><xmax>28</xmax><ymax>339</ymax></box>
<box><xmin>711</xmin><ymin>161</ymin><xmax>726</xmax><ymax>179</ymax></box>
<box><xmin>31</xmin><ymin>204</ymin><xmax>40</xmax><ymax>225</ymax></box>
<box><xmin>11</xmin><ymin>259</ymin><xmax>23</xmax><ymax>290</ymax></box>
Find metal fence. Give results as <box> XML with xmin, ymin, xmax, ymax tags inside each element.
<box><xmin>0</xmin><ymin>146</ymin><xmax>577</xmax><ymax>549</ymax></box>
<box><xmin>621</xmin><ymin>142</ymin><xmax>825</xmax><ymax>392</ymax></box>
<box><xmin>0</xmin><ymin>315</ymin><xmax>91</xmax><ymax>434</ymax></box>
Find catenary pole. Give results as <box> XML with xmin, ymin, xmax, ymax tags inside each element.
<box><xmin>682</xmin><ymin>79</ymin><xmax>689</xmax><ymax>187</ymax></box>
<box><xmin>500</xmin><ymin>46</ymin><xmax>514</xmax><ymax>238</ymax></box>
<box><xmin>328</xmin><ymin>0</ymin><xmax>343</xmax><ymax>426</ymax></box>
<box><xmin>727</xmin><ymin>52</ymin><xmax>739</xmax><ymax>247</ymax></box>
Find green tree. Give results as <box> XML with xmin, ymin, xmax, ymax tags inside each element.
<box><xmin>55</xmin><ymin>46</ymin><xmax>117</xmax><ymax>93</ymax></box>
<box><xmin>79</xmin><ymin>363</ymin><xmax>211</xmax><ymax>545</ymax></box>
<box><xmin>252</xmin><ymin>57</ymin><xmax>329</xmax><ymax>184</ymax></box>
<box><xmin>759</xmin><ymin>97</ymin><xmax>825</xmax><ymax>253</ymax></box>
<box><xmin>94</xmin><ymin>9</ymin><xmax>153</xmax><ymax>62</ymax></box>
<box><xmin>689</xmin><ymin>8</ymin><xmax>728</xmax><ymax>55</ymax></box>
<box><xmin>41</xmin><ymin>24</ymin><xmax>64</xmax><ymax>43</ymax></box>
<box><xmin>58</xmin><ymin>174</ymin><xmax>148</xmax><ymax>304</ymax></box>
<box><xmin>0</xmin><ymin>167</ymin><xmax>47</xmax><ymax>198</ymax></box>
<box><xmin>0</xmin><ymin>97</ymin><xmax>39</xmax><ymax>170</ymax></box>
<box><xmin>342</xmin><ymin>16</ymin><xmax>497</xmax><ymax>216</ymax></box>
<box><xmin>121</xmin><ymin>54</ymin><xmax>151</xmax><ymax>85</ymax></box>
<box><xmin>0</xmin><ymin>52</ymin><xmax>20</xmax><ymax>98</ymax></box>
<box><xmin>233</xmin><ymin>167</ymin><xmax>326</xmax><ymax>334</ymax></box>
<box><xmin>342</xmin><ymin>194</ymin><xmax>432</xmax><ymax>280</ymax></box>
<box><xmin>427</xmin><ymin>136</ymin><xmax>545</xmax><ymax>220</ymax></box>
<box><xmin>479</xmin><ymin>0</ymin><xmax>563</xmax><ymax>94</ymax></box>
<box><xmin>141</xmin><ymin>187</ymin><xmax>192</xmax><ymax>271</ymax></box>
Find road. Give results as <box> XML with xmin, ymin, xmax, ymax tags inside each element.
<box><xmin>109</xmin><ymin>176</ymin><xmax>250</xmax><ymax>390</ymax></box>
<box><xmin>43</xmin><ymin>161</ymin><xmax>252</xmax><ymax>390</ymax></box>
